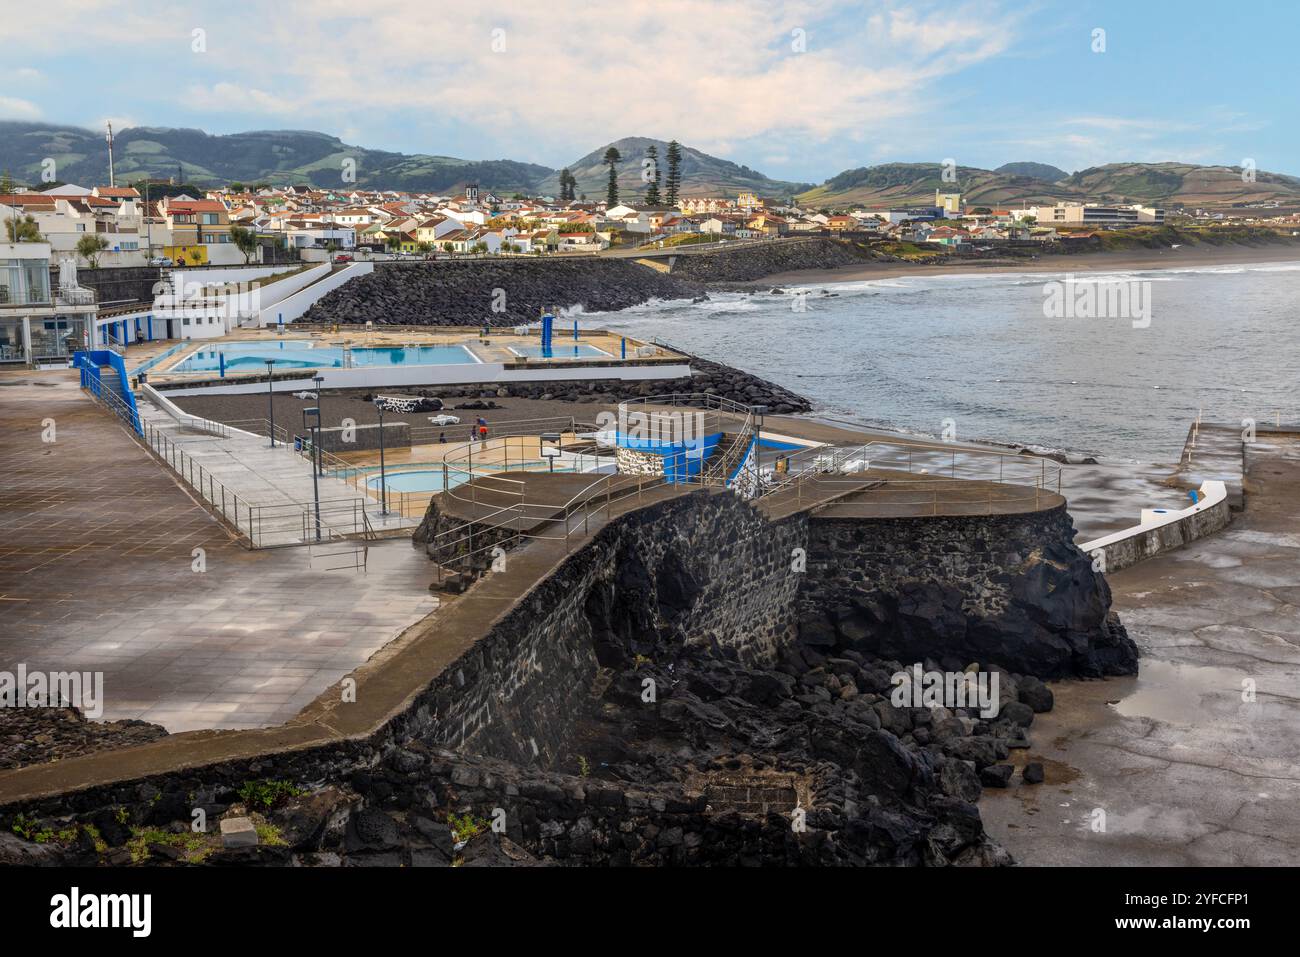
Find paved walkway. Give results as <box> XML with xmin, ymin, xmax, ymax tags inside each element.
<box><xmin>980</xmin><ymin>432</ymin><xmax>1300</xmax><ymax>865</ymax></box>
<box><xmin>0</xmin><ymin>371</ymin><xmax>438</xmax><ymax>732</ymax></box>
<box><xmin>137</xmin><ymin>395</ymin><xmax>415</xmax><ymax>545</ymax></box>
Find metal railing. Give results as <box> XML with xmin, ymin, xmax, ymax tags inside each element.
<box><xmin>81</xmin><ymin>367</ymin><xmax>143</xmax><ymax>434</ymax></box>
<box><xmin>135</xmin><ymin>416</ymin><xmax>371</xmax><ymax>547</ymax></box>
<box><xmin>426</xmin><ymin>467</ymin><xmax>670</xmax><ymax>582</ymax></box>
<box><xmin>754</xmin><ymin>437</ymin><xmax>1063</xmax><ymax>515</ymax></box>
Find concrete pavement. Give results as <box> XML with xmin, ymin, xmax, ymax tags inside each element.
<box><xmin>980</xmin><ymin>432</ymin><xmax>1300</xmax><ymax>865</ymax></box>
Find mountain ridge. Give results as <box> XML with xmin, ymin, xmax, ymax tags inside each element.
<box><xmin>2</xmin><ymin>121</ymin><xmax>1296</xmax><ymax>209</ymax></box>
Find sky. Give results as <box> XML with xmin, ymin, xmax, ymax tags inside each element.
<box><xmin>2</xmin><ymin>0</ymin><xmax>1297</xmax><ymax>181</ymax></box>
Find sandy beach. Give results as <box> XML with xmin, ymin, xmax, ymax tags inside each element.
<box><xmin>755</xmin><ymin>242</ymin><xmax>1300</xmax><ymax>286</ymax></box>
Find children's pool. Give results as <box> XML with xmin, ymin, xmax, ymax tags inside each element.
<box><xmin>172</xmin><ymin>340</ymin><xmax>479</xmax><ymax>372</ymax></box>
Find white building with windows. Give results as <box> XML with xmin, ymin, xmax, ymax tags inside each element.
<box><xmin>0</xmin><ymin>243</ymin><xmax>98</xmax><ymax>364</ymax></box>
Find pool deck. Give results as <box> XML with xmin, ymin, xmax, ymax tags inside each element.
<box><xmin>145</xmin><ymin>327</ymin><xmax>678</xmax><ymax>383</ymax></box>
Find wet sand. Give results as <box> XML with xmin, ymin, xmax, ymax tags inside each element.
<box><xmin>756</xmin><ymin>242</ymin><xmax>1300</xmax><ymax>287</ymax></box>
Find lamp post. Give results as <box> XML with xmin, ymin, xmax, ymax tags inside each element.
<box><xmin>264</xmin><ymin>359</ymin><xmax>276</xmax><ymax>447</ymax></box>
<box><xmin>374</xmin><ymin>398</ymin><xmax>388</xmax><ymax>516</ymax></box>
<box><xmin>312</xmin><ymin>374</ymin><xmax>325</xmax><ymax>476</ymax></box>
<box><xmin>303</xmin><ymin>404</ymin><xmax>322</xmax><ymax>542</ymax></box>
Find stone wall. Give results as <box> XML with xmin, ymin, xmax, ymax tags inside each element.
<box><xmin>314</xmin><ymin>421</ymin><xmax>409</xmax><ymax>453</ymax></box>
<box><xmin>420</xmin><ymin>489</ymin><xmax>806</xmax><ymax>767</ymax></box>
<box><xmin>796</xmin><ymin>505</ymin><xmax>1137</xmax><ymax>679</ymax></box>
<box><xmin>614</xmin><ymin>446</ymin><xmax>663</xmax><ymax>476</ymax></box>
<box><xmin>669</xmin><ymin>238</ymin><xmax>872</xmax><ymax>283</ymax></box>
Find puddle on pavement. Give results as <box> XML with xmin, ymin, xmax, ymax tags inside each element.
<box><xmin>1111</xmin><ymin>659</ymin><xmax>1248</xmax><ymax>724</ymax></box>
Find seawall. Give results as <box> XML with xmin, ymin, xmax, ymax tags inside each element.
<box><xmin>0</xmin><ymin>483</ymin><xmax>1133</xmax><ymax>866</ymax></box>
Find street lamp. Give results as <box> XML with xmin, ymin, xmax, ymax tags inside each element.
<box><xmin>373</xmin><ymin>397</ymin><xmax>389</xmax><ymax>516</ymax></box>
<box><xmin>264</xmin><ymin>359</ymin><xmax>276</xmax><ymax>447</ymax></box>
<box><xmin>312</xmin><ymin>374</ymin><xmax>325</xmax><ymax>476</ymax></box>
<box><xmin>302</xmin><ymin>404</ymin><xmax>322</xmax><ymax>542</ymax></box>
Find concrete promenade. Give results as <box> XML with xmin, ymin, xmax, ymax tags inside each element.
<box><xmin>0</xmin><ymin>371</ymin><xmax>437</xmax><ymax>732</ymax></box>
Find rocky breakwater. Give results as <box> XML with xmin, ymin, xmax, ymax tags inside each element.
<box><xmin>669</xmin><ymin>237</ymin><xmax>873</xmax><ymax>283</ymax></box>
<box><xmin>302</xmin><ymin>259</ymin><xmax>702</xmax><ymax>327</ymax></box>
<box><xmin>407</xmin><ymin>346</ymin><xmax>812</xmax><ymax>414</ymax></box>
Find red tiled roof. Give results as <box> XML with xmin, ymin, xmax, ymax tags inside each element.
<box><xmin>166</xmin><ymin>199</ymin><xmax>225</xmax><ymax>213</ymax></box>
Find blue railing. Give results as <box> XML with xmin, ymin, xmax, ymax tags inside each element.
<box><xmin>73</xmin><ymin>349</ymin><xmax>143</xmax><ymax>435</ymax></box>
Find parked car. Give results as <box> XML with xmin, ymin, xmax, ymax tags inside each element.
<box><xmin>334</xmin><ymin>254</ymin><xmax>353</xmax><ymax>263</ymax></box>
<box><xmin>148</xmin><ymin>257</ymin><xmax>172</xmax><ymax>267</ymax></box>
<box><xmin>427</xmin><ymin>414</ymin><xmax>460</xmax><ymax>426</ymax></box>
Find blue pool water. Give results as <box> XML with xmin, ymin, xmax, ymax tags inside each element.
<box><xmin>173</xmin><ymin>340</ymin><xmax>477</xmax><ymax>372</ymax></box>
<box><xmin>367</xmin><ymin>470</ymin><xmax>469</xmax><ymax>493</ymax></box>
<box><xmin>510</xmin><ymin>343</ymin><xmax>610</xmax><ymax>359</ymax></box>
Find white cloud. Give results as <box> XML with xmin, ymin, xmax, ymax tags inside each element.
<box><xmin>0</xmin><ymin>0</ymin><xmax>1020</xmax><ymax>169</ymax></box>
<box><xmin>0</xmin><ymin>96</ymin><xmax>41</xmax><ymax>119</ymax></box>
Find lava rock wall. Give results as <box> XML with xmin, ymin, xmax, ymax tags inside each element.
<box><xmin>424</xmin><ymin>489</ymin><xmax>806</xmax><ymax>768</ymax></box>
<box><xmin>796</xmin><ymin>505</ymin><xmax>1138</xmax><ymax>678</ymax></box>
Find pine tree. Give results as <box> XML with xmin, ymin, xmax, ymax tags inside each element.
<box><xmin>644</xmin><ymin>144</ymin><xmax>661</xmax><ymax>206</ymax></box>
<box><xmin>665</xmin><ymin>140</ymin><xmax>683</xmax><ymax>207</ymax></box>
<box><xmin>604</xmin><ymin>147</ymin><xmax>622</xmax><ymax>206</ymax></box>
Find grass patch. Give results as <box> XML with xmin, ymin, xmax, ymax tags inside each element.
<box><xmin>237</xmin><ymin>779</ymin><xmax>304</xmax><ymax>811</ymax></box>
<box><xmin>447</xmin><ymin>813</ymin><xmax>489</xmax><ymax>844</ymax></box>
<box><xmin>126</xmin><ymin>827</ymin><xmax>215</xmax><ymax>864</ymax></box>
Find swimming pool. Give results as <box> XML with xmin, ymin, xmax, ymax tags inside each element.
<box><xmin>367</xmin><ymin>470</ymin><xmax>470</xmax><ymax>494</ymax></box>
<box><xmin>172</xmin><ymin>340</ymin><xmax>478</xmax><ymax>372</ymax></box>
<box><xmin>508</xmin><ymin>343</ymin><xmax>610</xmax><ymax>359</ymax></box>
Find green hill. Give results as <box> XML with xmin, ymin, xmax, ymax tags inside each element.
<box><xmin>995</xmin><ymin>162</ymin><xmax>1069</xmax><ymax>182</ymax></box>
<box><xmin>798</xmin><ymin>160</ymin><xmax>1300</xmax><ymax>209</ymax></box>
<box><xmin>0</xmin><ymin>122</ymin><xmax>551</xmax><ymax>194</ymax></box>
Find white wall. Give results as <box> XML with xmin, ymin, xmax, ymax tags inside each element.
<box><xmin>170</xmin><ymin>264</ymin><xmax>296</xmax><ymax>286</ymax></box>
<box><xmin>158</xmin><ymin>361</ymin><xmax>694</xmax><ymax>395</ymax></box>
<box><xmin>258</xmin><ymin>260</ymin><xmax>373</xmax><ymax>325</ymax></box>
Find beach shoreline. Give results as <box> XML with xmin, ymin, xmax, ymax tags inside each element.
<box><xmin>752</xmin><ymin>243</ymin><xmax>1300</xmax><ymax>286</ymax></box>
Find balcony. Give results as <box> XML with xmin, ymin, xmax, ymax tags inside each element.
<box><xmin>55</xmin><ymin>287</ymin><xmax>97</xmax><ymax>308</ymax></box>
<box><xmin>0</xmin><ymin>286</ymin><xmax>52</xmax><ymax>308</ymax></box>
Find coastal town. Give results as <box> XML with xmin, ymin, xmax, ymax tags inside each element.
<box><xmin>7</xmin><ymin>156</ymin><xmax>1300</xmax><ymax>365</ymax></box>
<box><xmin>1</xmin><ymin>0</ymin><xmax>1298</xmax><ymax>932</ymax></box>
<box><xmin>8</xmin><ymin>168</ymin><xmax>1299</xmax><ymax>272</ymax></box>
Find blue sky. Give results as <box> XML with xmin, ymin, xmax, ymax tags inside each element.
<box><xmin>3</xmin><ymin>0</ymin><xmax>1297</xmax><ymax>181</ymax></box>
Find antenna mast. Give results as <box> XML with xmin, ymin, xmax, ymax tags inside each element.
<box><xmin>105</xmin><ymin>122</ymin><xmax>115</xmax><ymax>187</ymax></box>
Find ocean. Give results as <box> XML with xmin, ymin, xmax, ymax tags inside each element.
<box><xmin>603</xmin><ymin>260</ymin><xmax>1300</xmax><ymax>463</ymax></box>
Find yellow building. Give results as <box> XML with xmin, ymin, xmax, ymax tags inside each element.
<box><xmin>935</xmin><ymin>190</ymin><xmax>962</xmax><ymax>214</ymax></box>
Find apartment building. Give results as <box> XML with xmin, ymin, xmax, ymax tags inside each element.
<box><xmin>1019</xmin><ymin>203</ymin><xmax>1166</xmax><ymax>227</ymax></box>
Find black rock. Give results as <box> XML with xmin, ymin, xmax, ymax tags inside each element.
<box><xmin>979</xmin><ymin>764</ymin><xmax>1014</xmax><ymax>788</ymax></box>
